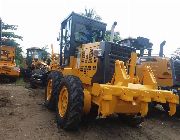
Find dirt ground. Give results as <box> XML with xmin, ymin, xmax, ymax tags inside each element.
<box><xmin>0</xmin><ymin>84</ymin><xmax>180</xmax><ymax>140</ymax></box>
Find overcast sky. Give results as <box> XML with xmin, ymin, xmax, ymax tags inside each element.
<box><xmin>1</xmin><ymin>0</ymin><xmax>180</xmax><ymax>56</ymax></box>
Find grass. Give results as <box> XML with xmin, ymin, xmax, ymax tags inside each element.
<box><xmin>15</xmin><ymin>77</ymin><xmax>25</xmax><ymax>86</ymax></box>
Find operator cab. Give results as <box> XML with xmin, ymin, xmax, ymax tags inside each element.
<box><xmin>58</xmin><ymin>12</ymin><xmax>136</xmax><ymax>84</ymax></box>
<box><xmin>26</xmin><ymin>47</ymin><xmax>43</xmax><ymax>67</ymax></box>
<box><xmin>58</xmin><ymin>12</ymin><xmax>107</xmax><ymax>66</ymax></box>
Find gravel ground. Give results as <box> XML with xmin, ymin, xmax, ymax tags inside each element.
<box><xmin>0</xmin><ymin>84</ymin><xmax>180</xmax><ymax>140</ymax></box>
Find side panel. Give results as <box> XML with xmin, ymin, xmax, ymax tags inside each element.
<box><xmin>136</xmin><ymin>57</ymin><xmax>173</xmax><ymax>87</ymax></box>
<box><xmin>92</xmin><ymin>42</ymin><xmax>135</xmax><ymax>84</ymax></box>
<box><xmin>63</xmin><ymin>42</ymin><xmax>100</xmax><ymax>85</ymax></box>
<box><xmin>171</xmin><ymin>60</ymin><xmax>180</xmax><ymax>86</ymax></box>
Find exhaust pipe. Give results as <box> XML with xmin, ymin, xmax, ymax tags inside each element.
<box><xmin>110</xmin><ymin>21</ymin><xmax>117</xmax><ymax>42</ymax></box>
<box><xmin>159</xmin><ymin>40</ymin><xmax>166</xmax><ymax>57</ymax></box>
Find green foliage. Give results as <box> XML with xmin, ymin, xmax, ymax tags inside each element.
<box><xmin>2</xmin><ymin>23</ymin><xmax>18</xmax><ymax>30</ymax></box>
<box><xmin>104</xmin><ymin>30</ymin><xmax>121</xmax><ymax>43</ymax></box>
<box><xmin>2</xmin><ymin>32</ymin><xmax>23</xmax><ymax>40</ymax></box>
<box><xmin>15</xmin><ymin>47</ymin><xmax>23</xmax><ymax>66</ymax></box>
<box><xmin>1</xmin><ymin>21</ymin><xmax>23</xmax><ymax>66</ymax></box>
<box><xmin>81</xmin><ymin>8</ymin><xmax>102</xmax><ymax>21</ymax></box>
<box><xmin>1</xmin><ymin>38</ymin><xmax>20</xmax><ymax>47</ymax></box>
<box><xmin>41</xmin><ymin>45</ymin><xmax>49</xmax><ymax>62</ymax></box>
<box><xmin>171</xmin><ymin>48</ymin><xmax>180</xmax><ymax>60</ymax></box>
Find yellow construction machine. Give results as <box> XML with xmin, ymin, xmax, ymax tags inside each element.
<box><xmin>0</xmin><ymin>18</ymin><xmax>20</xmax><ymax>83</ymax></box>
<box><xmin>45</xmin><ymin>12</ymin><xmax>179</xmax><ymax>130</ymax></box>
<box><xmin>135</xmin><ymin>41</ymin><xmax>180</xmax><ymax>112</ymax></box>
<box><xmin>23</xmin><ymin>47</ymin><xmax>50</xmax><ymax>88</ymax></box>
<box><xmin>0</xmin><ymin>45</ymin><xmax>20</xmax><ymax>83</ymax></box>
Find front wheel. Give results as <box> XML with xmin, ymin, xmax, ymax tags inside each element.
<box><xmin>56</xmin><ymin>75</ymin><xmax>84</xmax><ymax>130</ymax></box>
<box><xmin>45</xmin><ymin>71</ymin><xmax>63</xmax><ymax>110</ymax></box>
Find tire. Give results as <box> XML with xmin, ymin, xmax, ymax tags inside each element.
<box><xmin>82</xmin><ymin>103</ymin><xmax>98</xmax><ymax>123</ymax></box>
<box><xmin>176</xmin><ymin>106</ymin><xmax>180</xmax><ymax>117</ymax></box>
<box><xmin>45</xmin><ymin>71</ymin><xmax>63</xmax><ymax>110</ymax></box>
<box><xmin>30</xmin><ymin>69</ymin><xmax>40</xmax><ymax>88</ymax></box>
<box><xmin>30</xmin><ymin>80</ymin><xmax>37</xmax><ymax>88</ymax></box>
<box><xmin>56</xmin><ymin>75</ymin><xmax>84</xmax><ymax>130</ymax></box>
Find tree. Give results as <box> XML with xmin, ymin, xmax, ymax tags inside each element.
<box><xmin>1</xmin><ymin>21</ymin><xmax>23</xmax><ymax>66</ymax></box>
<box><xmin>171</xmin><ymin>48</ymin><xmax>180</xmax><ymax>60</ymax></box>
<box><xmin>81</xmin><ymin>8</ymin><xmax>102</xmax><ymax>21</ymax></box>
<box><xmin>104</xmin><ymin>30</ymin><xmax>121</xmax><ymax>43</ymax></box>
<box><xmin>81</xmin><ymin>8</ymin><xmax>121</xmax><ymax>43</ymax></box>
<box><xmin>41</xmin><ymin>45</ymin><xmax>49</xmax><ymax>62</ymax></box>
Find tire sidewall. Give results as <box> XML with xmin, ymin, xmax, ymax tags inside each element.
<box><xmin>56</xmin><ymin>75</ymin><xmax>84</xmax><ymax>130</ymax></box>
<box><xmin>45</xmin><ymin>71</ymin><xmax>63</xmax><ymax>109</ymax></box>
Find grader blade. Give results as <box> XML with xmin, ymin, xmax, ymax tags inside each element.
<box><xmin>91</xmin><ymin>53</ymin><xmax>179</xmax><ymax>117</ymax></box>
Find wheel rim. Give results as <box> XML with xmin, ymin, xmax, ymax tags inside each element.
<box><xmin>46</xmin><ymin>79</ymin><xmax>53</xmax><ymax>101</ymax></box>
<box><xmin>58</xmin><ymin>86</ymin><xmax>68</xmax><ymax>117</ymax></box>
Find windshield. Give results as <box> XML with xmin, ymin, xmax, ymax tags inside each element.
<box><xmin>0</xmin><ymin>50</ymin><xmax>12</xmax><ymax>61</ymax></box>
<box><xmin>74</xmin><ymin>23</ymin><xmax>103</xmax><ymax>44</ymax></box>
<box><xmin>27</xmin><ymin>50</ymin><xmax>42</xmax><ymax>60</ymax></box>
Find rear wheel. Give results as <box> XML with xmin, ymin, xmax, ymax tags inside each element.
<box><xmin>45</xmin><ymin>71</ymin><xmax>63</xmax><ymax>110</ymax></box>
<box><xmin>56</xmin><ymin>75</ymin><xmax>84</xmax><ymax>130</ymax></box>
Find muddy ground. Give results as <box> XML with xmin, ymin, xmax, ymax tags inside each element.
<box><xmin>0</xmin><ymin>84</ymin><xmax>180</xmax><ymax>140</ymax></box>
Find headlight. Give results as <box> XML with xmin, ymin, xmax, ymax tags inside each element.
<box><xmin>172</xmin><ymin>89</ymin><xmax>178</xmax><ymax>93</ymax></box>
<box><xmin>93</xmin><ymin>49</ymin><xmax>103</xmax><ymax>57</ymax></box>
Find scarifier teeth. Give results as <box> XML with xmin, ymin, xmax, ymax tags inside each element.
<box><xmin>169</xmin><ymin>103</ymin><xmax>176</xmax><ymax>116</ymax></box>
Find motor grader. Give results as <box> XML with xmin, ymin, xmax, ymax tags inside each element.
<box><xmin>23</xmin><ymin>47</ymin><xmax>49</xmax><ymax>88</ymax></box>
<box><xmin>0</xmin><ymin>45</ymin><xmax>20</xmax><ymax>83</ymax></box>
<box><xmin>45</xmin><ymin>12</ymin><xmax>179</xmax><ymax>130</ymax></box>
<box><xmin>135</xmin><ymin>41</ymin><xmax>180</xmax><ymax>112</ymax></box>
<box><xmin>0</xmin><ymin>18</ymin><xmax>20</xmax><ymax>83</ymax></box>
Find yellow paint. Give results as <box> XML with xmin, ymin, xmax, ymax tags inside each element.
<box><xmin>49</xmin><ymin>42</ymin><xmax>179</xmax><ymax>118</ymax></box>
<box><xmin>0</xmin><ymin>45</ymin><xmax>20</xmax><ymax>77</ymax></box>
<box><xmin>136</xmin><ymin>56</ymin><xmax>173</xmax><ymax>87</ymax></box>
<box><xmin>129</xmin><ymin>53</ymin><xmax>137</xmax><ymax>81</ymax></box>
<box><xmin>46</xmin><ymin>79</ymin><xmax>52</xmax><ymax>101</ymax></box>
<box><xmin>83</xmin><ymin>89</ymin><xmax>91</xmax><ymax>114</ymax></box>
<box><xmin>58</xmin><ymin>86</ymin><xmax>68</xmax><ymax>117</ymax></box>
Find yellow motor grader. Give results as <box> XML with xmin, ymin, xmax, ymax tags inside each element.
<box><xmin>0</xmin><ymin>45</ymin><xmax>20</xmax><ymax>83</ymax></box>
<box><xmin>0</xmin><ymin>18</ymin><xmax>20</xmax><ymax>83</ymax></box>
<box><xmin>23</xmin><ymin>47</ymin><xmax>50</xmax><ymax>88</ymax></box>
<box><xmin>45</xmin><ymin>12</ymin><xmax>179</xmax><ymax>130</ymax></box>
<box><xmin>136</xmin><ymin>41</ymin><xmax>180</xmax><ymax>93</ymax></box>
<box><xmin>135</xmin><ymin>41</ymin><xmax>180</xmax><ymax>112</ymax></box>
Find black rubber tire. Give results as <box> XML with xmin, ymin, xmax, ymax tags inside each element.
<box><xmin>56</xmin><ymin>75</ymin><xmax>84</xmax><ymax>130</ymax></box>
<box><xmin>30</xmin><ymin>80</ymin><xmax>37</xmax><ymax>89</ymax></box>
<box><xmin>45</xmin><ymin>71</ymin><xmax>63</xmax><ymax>110</ymax></box>
<box><xmin>82</xmin><ymin>103</ymin><xmax>98</xmax><ymax>123</ymax></box>
<box><xmin>176</xmin><ymin>106</ymin><xmax>180</xmax><ymax>117</ymax></box>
